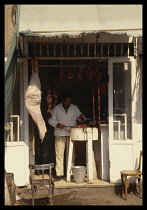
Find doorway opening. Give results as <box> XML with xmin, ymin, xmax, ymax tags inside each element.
<box><xmin>28</xmin><ymin>58</ymin><xmax>108</xmax><ymax>177</ymax></box>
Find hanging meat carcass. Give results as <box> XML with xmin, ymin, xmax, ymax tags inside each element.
<box><xmin>25</xmin><ymin>56</ymin><xmax>47</xmax><ymax>142</ymax></box>
<box><xmin>67</xmin><ymin>64</ymin><xmax>74</xmax><ymax>86</ymax></box>
<box><xmin>31</xmin><ymin>56</ymin><xmax>39</xmax><ymax>72</ymax></box>
<box><xmin>77</xmin><ymin>62</ymin><xmax>84</xmax><ymax>83</ymax></box>
<box><xmin>46</xmin><ymin>88</ymin><xmax>58</xmax><ymax>118</ymax></box>
<box><xmin>52</xmin><ymin>88</ymin><xmax>58</xmax><ymax>109</ymax></box>
<box><xmin>46</xmin><ymin>88</ymin><xmax>52</xmax><ymax>118</ymax></box>
<box><xmin>86</xmin><ymin>62</ymin><xmax>93</xmax><ymax>80</ymax></box>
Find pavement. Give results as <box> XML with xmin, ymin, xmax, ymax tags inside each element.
<box><xmin>14</xmin><ymin>175</ymin><xmax>143</xmax><ymax>206</ymax></box>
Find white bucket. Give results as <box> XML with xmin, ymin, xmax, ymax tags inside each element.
<box><xmin>72</xmin><ymin>166</ymin><xmax>86</xmax><ymax>184</ymax></box>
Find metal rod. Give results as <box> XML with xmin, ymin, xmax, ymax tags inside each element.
<box><xmin>53</xmin><ymin>43</ymin><xmax>56</xmax><ymax>57</ymax></box>
<box><xmin>38</xmin><ymin>64</ymin><xmax>93</xmax><ymax>68</ymax></box>
<box><xmin>67</xmin><ymin>43</ymin><xmax>69</xmax><ymax>57</ymax></box>
<box><xmin>47</xmin><ymin>44</ymin><xmax>49</xmax><ymax>56</ymax></box>
<box><xmin>107</xmin><ymin>43</ymin><xmax>109</xmax><ymax>57</ymax></box>
<box><xmin>92</xmin><ymin>76</ymin><xmax>96</xmax><ymax>126</ymax></box>
<box><xmin>114</xmin><ymin>43</ymin><xmax>116</xmax><ymax>56</ymax></box>
<box><xmin>127</xmin><ymin>43</ymin><xmax>130</xmax><ymax>56</ymax></box>
<box><xmin>74</xmin><ymin>43</ymin><xmax>76</xmax><ymax>57</ymax></box>
<box><xmin>101</xmin><ymin>44</ymin><xmax>103</xmax><ymax>57</ymax></box>
<box><xmin>31</xmin><ymin>28</ymin><xmax>142</xmax><ymax>34</ymax></box>
<box><xmin>40</xmin><ymin>43</ymin><xmax>42</xmax><ymax>57</ymax></box>
<box><xmin>34</xmin><ymin>57</ymin><xmax>108</xmax><ymax>60</ymax></box>
<box><xmin>81</xmin><ymin>44</ymin><xmax>83</xmax><ymax>56</ymax></box>
<box><xmin>88</xmin><ymin>43</ymin><xmax>89</xmax><ymax>57</ymax></box>
<box><xmin>97</xmin><ymin>61</ymin><xmax>101</xmax><ymax>136</ymax></box>
<box><xmin>94</xmin><ymin>43</ymin><xmax>96</xmax><ymax>57</ymax></box>
<box><xmin>60</xmin><ymin>43</ymin><xmax>62</xmax><ymax>57</ymax></box>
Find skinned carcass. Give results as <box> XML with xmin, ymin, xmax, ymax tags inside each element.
<box><xmin>46</xmin><ymin>88</ymin><xmax>58</xmax><ymax>118</ymax></box>
<box><xmin>25</xmin><ymin>57</ymin><xmax>47</xmax><ymax>142</ymax></box>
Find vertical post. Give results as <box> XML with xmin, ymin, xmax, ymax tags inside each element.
<box><xmin>53</xmin><ymin>43</ymin><xmax>56</xmax><ymax>57</ymax></box>
<box><xmin>127</xmin><ymin>43</ymin><xmax>130</xmax><ymax>57</ymax></box>
<box><xmin>94</xmin><ymin>43</ymin><xmax>96</xmax><ymax>57</ymax></box>
<box><xmin>66</xmin><ymin>137</ymin><xmax>74</xmax><ymax>182</ymax></box>
<box><xmin>39</xmin><ymin>43</ymin><xmax>42</xmax><ymax>57</ymax></box>
<box><xmin>60</xmin><ymin>43</ymin><xmax>62</xmax><ymax>57</ymax></box>
<box><xmin>114</xmin><ymin>43</ymin><xmax>116</xmax><ymax>57</ymax></box>
<box><xmin>92</xmin><ymin>76</ymin><xmax>96</xmax><ymax>126</ymax></box>
<box><xmin>74</xmin><ymin>42</ymin><xmax>76</xmax><ymax>57</ymax></box>
<box><xmin>107</xmin><ymin>43</ymin><xmax>110</xmax><ymax>57</ymax></box>
<box><xmin>81</xmin><ymin>43</ymin><xmax>83</xmax><ymax>57</ymax></box>
<box><xmin>49</xmin><ymin>164</ymin><xmax>53</xmax><ymax>205</ymax></box>
<box><xmin>47</xmin><ymin>44</ymin><xmax>49</xmax><ymax>57</ymax></box>
<box><xmin>97</xmin><ymin>61</ymin><xmax>101</xmax><ymax>140</ymax></box>
<box><xmin>101</xmin><ymin>43</ymin><xmax>103</xmax><ymax>57</ymax></box>
<box><xmin>67</xmin><ymin>43</ymin><xmax>69</xmax><ymax>57</ymax></box>
<box><xmin>87</xmin><ymin>43</ymin><xmax>89</xmax><ymax>57</ymax></box>
<box><xmin>121</xmin><ymin>43</ymin><xmax>123</xmax><ymax>56</ymax></box>
<box><xmin>86</xmin><ymin>132</ymin><xmax>93</xmax><ymax>183</ymax></box>
<box><xmin>5</xmin><ymin>171</ymin><xmax>11</xmax><ymax>205</ymax></box>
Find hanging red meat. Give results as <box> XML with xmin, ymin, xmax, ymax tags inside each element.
<box><xmin>67</xmin><ymin>64</ymin><xmax>74</xmax><ymax>86</ymax></box>
<box><xmin>86</xmin><ymin>62</ymin><xmax>93</xmax><ymax>80</ymax></box>
<box><xmin>31</xmin><ymin>56</ymin><xmax>39</xmax><ymax>72</ymax></box>
<box><xmin>46</xmin><ymin>88</ymin><xmax>58</xmax><ymax>118</ymax></box>
<box><xmin>51</xmin><ymin>88</ymin><xmax>58</xmax><ymax>109</ymax></box>
<box><xmin>46</xmin><ymin>88</ymin><xmax>52</xmax><ymax>118</ymax></box>
<box><xmin>77</xmin><ymin>62</ymin><xmax>84</xmax><ymax>83</ymax></box>
<box><xmin>25</xmin><ymin>57</ymin><xmax>47</xmax><ymax>142</ymax></box>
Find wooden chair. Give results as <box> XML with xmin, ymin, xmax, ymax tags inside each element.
<box><xmin>29</xmin><ymin>163</ymin><xmax>54</xmax><ymax>205</ymax></box>
<box><xmin>120</xmin><ymin>150</ymin><xmax>143</xmax><ymax>200</ymax></box>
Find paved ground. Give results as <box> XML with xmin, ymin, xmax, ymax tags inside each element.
<box><xmin>15</xmin><ymin>177</ymin><xmax>143</xmax><ymax>206</ymax></box>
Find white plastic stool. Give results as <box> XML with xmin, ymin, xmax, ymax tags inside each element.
<box><xmin>67</xmin><ymin>127</ymin><xmax>98</xmax><ymax>184</ymax></box>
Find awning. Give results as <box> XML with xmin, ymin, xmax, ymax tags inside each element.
<box><xmin>19</xmin><ymin>5</ymin><xmax>142</xmax><ymax>37</ymax></box>
<box><xmin>5</xmin><ymin>32</ymin><xmax>17</xmax><ymax>123</ymax></box>
<box><xmin>5</xmin><ymin>5</ymin><xmax>20</xmax><ymax>123</ymax></box>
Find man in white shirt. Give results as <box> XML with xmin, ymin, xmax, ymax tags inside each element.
<box><xmin>48</xmin><ymin>93</ymin><xmax>84</xmax><ymax>181</ymax></box>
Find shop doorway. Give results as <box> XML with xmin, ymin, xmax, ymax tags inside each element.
<box><xmin>28</xmin><ymin>58</ymin><xmax>108</xmax><ymax>176</ymax></box>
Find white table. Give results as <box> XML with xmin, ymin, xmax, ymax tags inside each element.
<box><xmin>66</xmin><ymin>127</ymin><xmax>98</xmax><ymax>184</ymax></box>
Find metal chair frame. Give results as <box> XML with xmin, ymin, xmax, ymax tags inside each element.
<box><xmin>29</xmin><ymin>163</ymin><xmax>54</xmax><ymax>205</ymax></box>
<box><xmin>120</xmin><ymin>150</ymin><xmax>143</xmax><ymax>200</ymax></box>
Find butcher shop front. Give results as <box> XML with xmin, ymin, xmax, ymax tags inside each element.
<box><xmin>25</xmin><ymin>36</ymin><xmax>110</xmax><ymax>181</ymax></box>
<box><xmin>5</xmin><ymin>5</ymin><xmax>142</xmax><ymax>186</ymax></box>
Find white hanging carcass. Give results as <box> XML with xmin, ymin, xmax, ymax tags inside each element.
<box><xmin>25</xmin><ymin>57</ymin><xmax>47</xmax><ymax>142</ymax></box>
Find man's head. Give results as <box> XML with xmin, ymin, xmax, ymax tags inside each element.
<box><xmin>62</xmin><ymin>93</ymin><xmax>72</xmax><ymax>109</ymax></box>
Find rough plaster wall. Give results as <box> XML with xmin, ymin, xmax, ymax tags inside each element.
<box><xmin>5</xmin><ymin>5</ymin><xmax>15</xmax><ymax>57</ymax></box>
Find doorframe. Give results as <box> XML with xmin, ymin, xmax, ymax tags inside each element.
<box><xmin>18</xmin><ymin>57</ymin><xmax>30</xmax><ymax>185</ymax></box>
<box><xmin>108</xmin><ymin>56</ymin><xmax>137</xmax><ymax>183</ymax></box>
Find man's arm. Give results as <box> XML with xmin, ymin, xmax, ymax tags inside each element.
<box><xmin>48</xmin><ymin>107</ymin><xmax>58</xmax><ymax>128</ymax></box>
<box><xmin>48</xmin><ymin>107</ymin><xmax>65</xmax><ymax>129</ymax></box>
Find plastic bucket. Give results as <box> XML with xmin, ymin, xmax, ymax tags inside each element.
<box><xmin>72</xmin><ymin>166</ymin><xmax>86</xmax><ymax>184</ymax></box>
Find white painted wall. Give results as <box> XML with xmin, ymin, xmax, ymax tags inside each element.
<box><xmin>19</xmin><ymin>5</ymin><xmax>142</xmax><ymax>36</ymax></box>
<box><xmin>5</xmin><ymin>142</ymin><xmax>30</xmax><ymax>186</ymax></box>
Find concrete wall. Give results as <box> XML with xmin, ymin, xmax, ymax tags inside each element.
<box><xmin>19</xmin><ymin>5</ymin><xmax>142</xmax><ymax>37</ymax></box>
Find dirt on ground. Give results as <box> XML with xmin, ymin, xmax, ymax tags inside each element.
<box><xmin>13</xmin><ymin>185</ymin><xmax>143</xmax><ymax>206</ymax></box>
